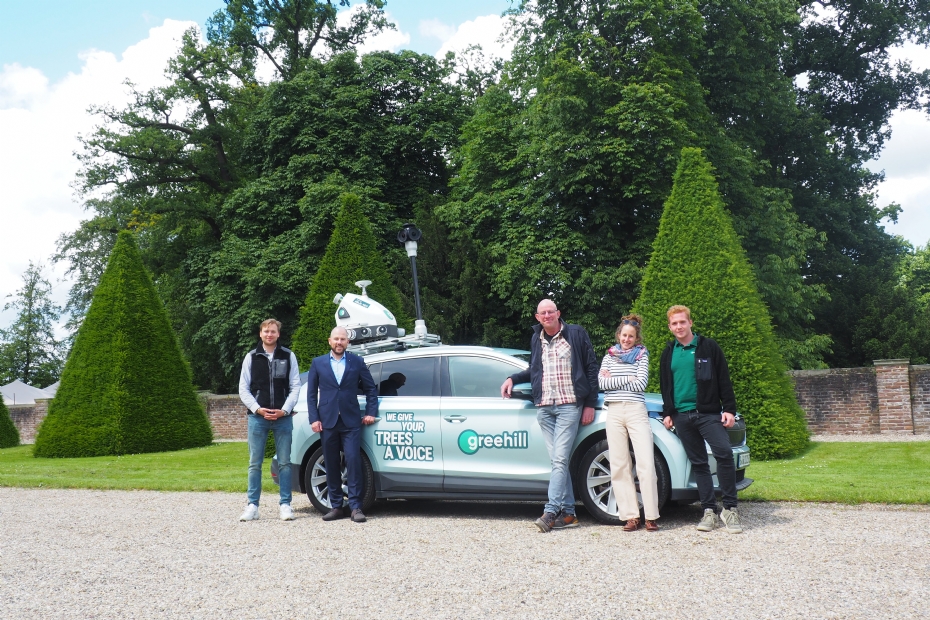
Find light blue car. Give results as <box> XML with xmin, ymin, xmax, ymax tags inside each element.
<box><xmin>272</xmin><ymin>345</ymin><xmax>752</xmax><ymax>524</ymax></box>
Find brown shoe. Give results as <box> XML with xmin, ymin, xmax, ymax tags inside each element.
<box><xmin>644</xmin><ymin>520</ymin><xmax>659</xmax><ymax>532</ymax></box>
<box><xmin>622</xmin><ymin>518</ymin><xmax>640</xmax><ymax>531</ymax></box>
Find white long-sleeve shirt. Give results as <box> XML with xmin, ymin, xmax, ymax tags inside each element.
<box><xmin>598</xmin><ymin>349</ymin><xmax>649</xmax><ymax>403</ymax></box>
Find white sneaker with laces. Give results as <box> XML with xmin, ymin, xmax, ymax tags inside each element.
<box><xmin>721</xmin><ymin>507</ymin><xmax>743</xmax><ymax>534</ymax></box>
<box><xmin>279</xmin><ymin>503</ymin><xmax>295</xmax><ymax>521</ymax></box>
<box><xmin>239</xmin><ymin>504</ymin><xmax>259</xmax><ymax>521</ymax></box>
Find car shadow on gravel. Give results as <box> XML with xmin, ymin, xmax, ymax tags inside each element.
<box><xmin>294</xmin><ymin>498</ymin><xmax>784</xmax><ymax>530</ymax></box>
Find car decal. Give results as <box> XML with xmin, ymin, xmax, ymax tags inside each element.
<box><xmin>458</xmin><ymin>430</ymin><xmax>528</xmax><ymax>455</ymax></box>
<box><xmin>375</xmin><ymin>412</ymin><xmax>434</xmax><ymax>461</ymax></box>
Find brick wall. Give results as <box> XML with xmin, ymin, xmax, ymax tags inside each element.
<box><xmin>789</xmin><ymin>367</ymin><xmax>878</xmax><ymax>435</ymax></box>
<box><xmin>7</xmin><ymin>399</ymin><xmax>49</xmax><ymax>444</ymax></box>
<box><xmin>204</xmin><ymin>394</ymin><xmax>249</xmax><ymax>440</ymax></box>
<box><xmin>911</xmin><ymin>365</ymin><xmax>930</xmax><ymax>434</ymax></box>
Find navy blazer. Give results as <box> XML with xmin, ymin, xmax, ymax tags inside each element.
<box><xmin>306</xmin><ymin>351</ymin><xmax>378</xmax><ymax>429</ymax></box>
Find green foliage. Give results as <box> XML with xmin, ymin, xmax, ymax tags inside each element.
<box><xmin>0</xmin><ymin>398</ymin><xmax>19</xmax><ymax>448</ymax></box>
<box><xmin>34</xmin><ymin>232</ymin><xmax>212</xmax><ymax>458</ymax></box>
<box><xmin>0</xmin><ymin>262</ymin><xmax>66</xmax><ymax>387</ymax></box>
<box><xmin>292</xmin><ymin>194</ymin><xmax>408</xmax><ymax>364</ymax></box>
<box><xmin>634</xmin><ymin>148</ymin><xmax>809</xmax><ymax>459</ymax></box>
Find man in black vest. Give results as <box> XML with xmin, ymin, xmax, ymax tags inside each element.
<box><xmin>238</xmin><ymin>319</ymin><xmax>301</xmax><ymax>521</ymax></box>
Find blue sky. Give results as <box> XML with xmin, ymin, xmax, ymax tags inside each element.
<box><xmin>0</xmin><ymin>1</ymin><xmax>514</xmax><ymax>81</ymax></box>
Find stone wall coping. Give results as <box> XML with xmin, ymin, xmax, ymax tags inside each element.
<box><xmin>788</xmin><ymin>367</ymin><xmax>873</xmax><ymax>377</ymax></box>
<box><xmin>873</xmin><ymin>359</ymin><xmax>911</xmax><ymax>366</ymax></box>
<box><xmin>205</xmin><ymin>393</ymin><xmax>242</xmax><ymax>400</ymax></box>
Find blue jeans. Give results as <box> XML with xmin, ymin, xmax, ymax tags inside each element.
<box><xmin>536</xmin><ymin>403</ymin><xmax>582</xmax><ymax>516</ymax></box>
<box><xmin>247</xmin><ymin>413</ymin><xmax>293</xmax><ymax>506</ymax></box>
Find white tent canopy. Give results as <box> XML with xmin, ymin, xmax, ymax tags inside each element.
<box><xmin>1</xmin><ymin>380</ymin><xmax>53</xmax><ymax>405</ymax></box>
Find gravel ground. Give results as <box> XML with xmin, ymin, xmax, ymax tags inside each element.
<box><xmin>2</xmin><ymin>488</ymin><xmax>928</xmax><ymax>619</ymax></box>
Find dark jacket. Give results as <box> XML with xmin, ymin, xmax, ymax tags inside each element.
<box><xmin>659</xmin><ymin>334</ymin><xmax>737</xmax><ymax>416</ymax></box>
<box><xmin>306</xmin><ymin>351</ymin><xmax>378</xmax><ymax>429</ymax></box>
<box><xmin>509</xmin><ymin>319</ymin><xmax>600</xmax><ymax>409</ymax></box>
<box><xmin>249</xmin><ymin>345</ymin><xmax>293</xmax><ymax>411</ymax></box>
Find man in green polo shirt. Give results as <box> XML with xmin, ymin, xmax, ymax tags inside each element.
<box><xmin>659</xmin><ymin>305</ymin><xmax>742</xmax><ymax>533</ymax></box>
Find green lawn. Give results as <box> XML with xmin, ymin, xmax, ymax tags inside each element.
<box><xmin>741</xmin><ymin>441</ymin><xmax>930</xmax><ymax>504</ymax></box>
<box><xmin>0</xmin><ymin>442</ymin><xmax>276</xmax><ymax>493</ymax></box>
<box><xmin>2</xmin><ymin>441</ymin><xmax>929</xmax><ymax>504</ymax></box>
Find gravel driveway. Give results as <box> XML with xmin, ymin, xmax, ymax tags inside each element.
<box><xmin>2</xmin><ymin>488</ymin><xmax>928</xmax><ymax>619</ymax></box>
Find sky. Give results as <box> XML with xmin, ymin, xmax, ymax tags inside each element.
<box><xmin>1</xmin><ymin>0</ymin><xmax>929</xmax><ymax>332</ymax></box>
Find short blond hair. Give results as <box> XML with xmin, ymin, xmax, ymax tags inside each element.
<box><xmin>666</xmin><ymin>305</ymin><xmax>691</xmax><ymax>321</ymax></box>
<box><xmin>260</xmin><ymin>318</ymin><xmax>282</xmax><ymax>332</ymax></box>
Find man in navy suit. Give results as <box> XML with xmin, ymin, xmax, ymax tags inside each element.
<box><xmin>306</xmin><ymin>326</ymin><xmax>379</xmax><ymax>522</ymax></box>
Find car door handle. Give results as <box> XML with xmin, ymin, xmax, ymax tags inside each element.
<box><xmin>443</xmin><ymin>415</ymin><xmax>467</xmax><ymax>423</ymax></box>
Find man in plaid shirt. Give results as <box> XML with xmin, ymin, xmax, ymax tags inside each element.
<box><xmin>501</xmin><ymin>299</ymin><xmax>599</xmax><ymax>532</ymax></box>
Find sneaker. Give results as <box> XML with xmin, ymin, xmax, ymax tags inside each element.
<box><xmin>239</xmin><ymin>504</ymin><xmax>259</xmax><ymax>521</ymax></box>
<box><xmin>279</xmin><ymin>503</ymin><xmax>295</xmax><ymax>521</ymax></box>
<box><xmin>551</xmin><ymin>513</ymin><xmax>579</xmax><ymax>529</ymax></box>
<box><xmin>696</xmin><ymin>508</ymin><xmax>717</xmax><ymax>532</ymax></box>
<box><xmin>535</xmin><ymin>511</ymin><xmax>557</xmax><ymax>533</ymax></box>
<box><xmin>351</xmin><ymin>509</ymin><xmax>367</xmax><ymax>523</ymax></box>
<box><xmin>721</xmin><ymin>507</ymin><xmax>743</xmax><ymax>534</ymax></box>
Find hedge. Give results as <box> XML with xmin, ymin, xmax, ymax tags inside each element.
<box><xmin>633</xmin><ymin>148</ymin><xmax>809</xmax><ymax>459</ymax></box>
<box><xmin>292</xmin><ymin>193</ymin><xmax>408</xmax><ymax>365</ymax></box>
<box><xmin>0</xmin><ymin>397</ymin><xmax>19</xmax><ymax>448</ymax></box>
<box><xmin>33</xmin><ymin>231</ymin><xmax>212</xmax><ymax>457</ymax></box>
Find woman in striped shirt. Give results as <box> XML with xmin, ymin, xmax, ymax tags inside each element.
<box><xmin>598</xmin><ymin>313</ymin><xmax>660</xmax><ymax>531</ymax></box>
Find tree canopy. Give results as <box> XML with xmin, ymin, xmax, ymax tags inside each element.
<box><xmin>53</xmin><ymin>0</ymin><xmax>930</xmax><ymax>397</ymax></box>
<box><xmin>0</xmin><ymin>263</ymin><xmax>65</xmax><ymax>388</ymax></box>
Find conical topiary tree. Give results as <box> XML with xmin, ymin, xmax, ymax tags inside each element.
<box><xmin>292</xmin><ymin>193</ymin><xmax>409</xmax><ymax>364</ymax></box>
<box><xmin>34</xmin><ymin>231</ymin><xmax>212</xmax><ymax>457</ymax></box>
<box><xmin>633</xmin><ymin>147</ymin><xmax>809</xmax><ymax>459</ymax></box>
<box><xmin>0</xmin><ymin>397</ymin><xmax>19</xmax><ymax>448</ymax></box>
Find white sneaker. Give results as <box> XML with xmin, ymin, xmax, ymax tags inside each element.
<box><xmin>239</xmin><ymin>504</ymin><xmax>259</xmax><ymax>521</ymax></box>
<box><xmin>279</xmin><ymin>503</ymin><xmax>295</xmax><ymax>521</ymax></box>
<box><xmin>721</xmin><ymin>507</ymin><xmax>743</xmax><ymax>534</ymax></box>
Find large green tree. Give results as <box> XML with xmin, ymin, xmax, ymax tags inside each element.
<box><xmin>34</xmin><ymin>232</ymin><xmax>212</xmax><ymax>458</ymax></box>
<box><xmin>634</xmin><ymin>148</ymin><xmax>809</xmax><ymax>459</ymax></box>
<box><xmin>0</xmin><ymin>263</ymin><xmax>65</xmax><ymax>387</ymax></box>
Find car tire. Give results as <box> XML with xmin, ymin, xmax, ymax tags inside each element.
<box><xmin>304</xmin><ymin>446</ymin><xmax>375</xmax><ymax>515</ymax></box>
<box><xmin>577</xmin><ymin>439</ymin><xmax>671</xmax><ymax>525</ymax></box>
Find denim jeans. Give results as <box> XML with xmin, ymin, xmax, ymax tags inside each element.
<box><xmin>671</xmin><ymin>411</ymin><xmax>737</xmax><ymax>510</ymax></box>
<box><xmin>247</xmin><ymin>413</ymin><xmax>293</xmax><ymax>506</ymax></box>
<box><xmin>536</xmin><ymin>403</ymin><xmax>582</xmax><ymax>516</ymax></box>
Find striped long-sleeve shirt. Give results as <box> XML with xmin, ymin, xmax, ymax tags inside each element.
<box><xmin>598</xmin><ymin>349</ymin><xmax>649</xmax><ymax>403</ymax></box>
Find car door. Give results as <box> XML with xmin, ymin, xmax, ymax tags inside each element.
<box><xmin>366</xmin><ymin>355</ymin><xmax>444</xmax><ymax>492</ymax></box>
<box><xmin>440</xmin><ymin>354</ymin><xmax>551</xmax><ymax>494</ymax></box>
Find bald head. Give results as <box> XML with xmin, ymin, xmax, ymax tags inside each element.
<box><xmin>534</xmin><ymin>298</ymin><xmax>561</xmax><ymax>335</ymax></box>
<box><xmin>328</xmin><ymin>326</ymin><xmax>349</xmax><ymax>358</ymax></box>
<box><xmin>536</xmin><ymin>299</ymin><xmax>558</xmax><ymax>314</ymax></box>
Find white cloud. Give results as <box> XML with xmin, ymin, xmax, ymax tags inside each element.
<box><xmin>435</xmin><ymin>14</ymin><xmax>516</xmax><ymax>61</ymax></box>
<box><xmin>419</xmin><ymin>18</ymin><xmax>456</xmax><ymax>42</ymax></box>
<box><xmin>337</xmin><ymin>7</ymin><xmax>411</xmax><ymax>55</ymax></box>
<box><xmin>869</xmin><ymin>42</ymin><xmax>930</xmax><ymax>247</ymax></box>
<box><xmin>0</xmin><ymin>20</ymin><xmax>196</xmax><ymax>325</ymax></box>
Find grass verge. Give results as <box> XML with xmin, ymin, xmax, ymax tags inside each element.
<box><xmin>741</xmin><ymin>441</ymin><xmax>930</xmax><ymax>504</ymax></box>
<box><xmin>0</xmin><ymin>442</ymin><xmax>276</xmax><ymax>493</ymax></box>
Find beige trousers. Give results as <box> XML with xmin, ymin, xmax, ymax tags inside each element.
<box><xmin>605</xmin><ymin>400</ymin><xmax>660</xmax><ymax>521</ymax></box>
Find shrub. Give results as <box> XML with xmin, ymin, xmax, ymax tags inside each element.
<box><xmin>633</xmin><ymin>148</ymin><xmax>809</xmax><ymax>459</ymax></box>
<box><xmin>33</xmin><ymin>231</ymin><xmax>212</xmax><ymax>457</ymax></box>
<box><xmin>292</xmin><ymin>193</ymin><xmax>408</xmax><ymax>365</ymax></box>
<box><xmin>0</xmin><ymin>398</ymin><xmax>19</xmax><ymax>448</ymax></box>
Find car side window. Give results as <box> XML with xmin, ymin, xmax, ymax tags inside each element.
<box><xmin>378</xmin><ymin>358</ymin><xmax>438</xmax><ymax>397</ymax></box>
<box><xmin>359</xmin><ymin>363</ymin><xmax>381</xmax><ymax>396</ymax></box>
<box><xmin>446</xmin><ymin>356</ymin><xmax>522</xmax><ymax>398</ymax></box>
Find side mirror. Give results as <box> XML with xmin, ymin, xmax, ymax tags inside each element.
<box><xmin>512</xmin><ymin>382</ymin><xmax>534</xmax><ymax>401</ymax></box>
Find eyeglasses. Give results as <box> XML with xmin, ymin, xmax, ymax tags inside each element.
<box><xmin>621</xmin><ymin>319</ymin><xmax>639</xmax><ymax>326</ymax></box>
<box><xmin>536</xmin><ymin>310</ymin><xmax>559</xmax><ymax>316</ymax></box>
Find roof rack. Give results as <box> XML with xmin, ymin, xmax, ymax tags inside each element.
<box><xmin>347</xmin><ymin>332</ymin><xmax>442</xmax><ymax>356</ymax></box>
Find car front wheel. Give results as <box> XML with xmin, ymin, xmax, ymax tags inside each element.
<box><xmin>304</xmin><ymin>446</ymin><xmax>375</xmax><ymax>514</ymax></box>
<box><xmin>577</xmin><ymin>439</ymin><xmax>671</xmax><ymax>525</ymax></box>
